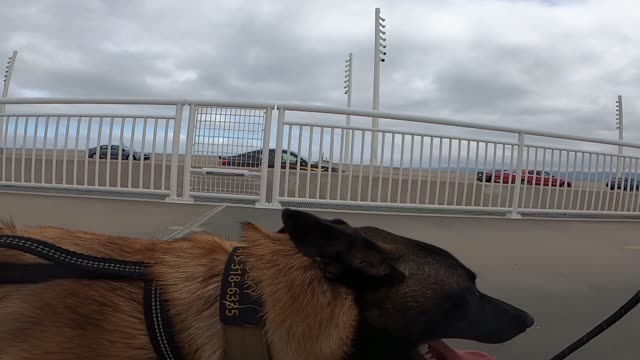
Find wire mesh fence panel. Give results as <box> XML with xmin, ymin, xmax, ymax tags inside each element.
<box><xmin>190</xmin><ymin>174</ymin><xmax>261</xmax><ymax>195</ymax></box>
<box><xmin>189</xmin><ymin>106</ymin><xmax>266</xmax><ymax>197</ymax></box>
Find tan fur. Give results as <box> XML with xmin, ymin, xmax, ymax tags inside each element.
<box><xmin>243</xmin><ymin>223</ymin><xmax>358</xmax><ymax>360</ymax></box>
<box><xmin>0</xmin><ymin>221</ymin><xmax>358</xmax><ymax>360</ymax></box>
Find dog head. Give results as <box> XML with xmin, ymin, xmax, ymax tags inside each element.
<box><xmin>278</xmin><ymin>209</ymin><xmax>534</xmax><ymax>360</ymax></box>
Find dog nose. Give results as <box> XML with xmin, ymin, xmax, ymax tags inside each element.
<box><xmin>523</xmin><ymin>312</ymin><xmax>535</xmax><ymax>328</ymax></box>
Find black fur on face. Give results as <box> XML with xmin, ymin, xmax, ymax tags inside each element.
<box><xmin>279</xmin><ymin>209</ymin><xmax>534</xmax><ymax>359</ymax></box>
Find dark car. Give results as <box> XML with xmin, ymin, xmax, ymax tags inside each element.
<box><xmin>476</xmin><ymin>171</ymin><xmax>492</xmax><ymax>182</ymax></box>
<box><xmin>88</xmin><ymin>145</ymin><xmax>151</xmax><ymax>161</ymax></box>
<box><xmin>219</xmin><ymin>149</ymin><xmax>345</xmax><ymax>173</ymax></box>
<box><xmin>606</xmin><ymin>177</ymin><xmax>640</xmax><ymax>191</ymax></box>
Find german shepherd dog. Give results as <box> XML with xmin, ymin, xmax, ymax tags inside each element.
<box><xmin>0</xmin><ymin>209</ymin><xmax>534</xmax><ymax>360</ymax></box>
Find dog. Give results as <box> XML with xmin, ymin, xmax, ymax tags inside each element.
<box><xmin>0</xmin><ymin>208</ymin><xmax>534</xmax><ymax>360</ymax></box>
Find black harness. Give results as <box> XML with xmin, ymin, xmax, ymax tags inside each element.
<box><xmin>0</xmin><ymin>234</ymin><xmax>268</xmax><ymax>360</ymax></box>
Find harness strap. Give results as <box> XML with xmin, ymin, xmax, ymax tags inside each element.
<box><xmin>219</xmin><ymin>247</ymin><xmax>271</xmax><ymax>360</ymax></box>
<box><xmin>144</xmin><ymin>280</ymin><xmax>184</xmax><ymax>360</ymax></box>
<box><xmin>0</xmin><ymin>263</ymin><xmax>138</xmax><ymax>283</ymax></box>
<box><xmin>0</xmin><ymin>235</ymin><xmax>182</xmax><ymax>360</ymax></box>
<box><xmin>0</xmin><ymin>235</ymin><xmax>147</xmax><ymax>279</ymax></box>
<box><xmin>223</xmin><ymin>326</ymin><xmax>270</xmax><ymax>360</ymax></box>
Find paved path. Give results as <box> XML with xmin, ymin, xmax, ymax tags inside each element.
<box><xmin>0</xmin><ymin>190</ymin><xmax>637</xmax><ymax>359</ymax></box>
<box><xmin>199</xmin><ymin>207</ymin><xmax>640</xmax><ymax>360</ymax></box>
<box><xmin>0</xmin><ymin>191</ymin><xmax>217</xmax><ymax>238</ymax></box>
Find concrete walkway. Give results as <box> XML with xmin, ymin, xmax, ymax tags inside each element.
<box><xmin>199</xmin><ymin>207</ymin><xmax>639</xmax><ymax>360</ymax></box>
<box><xmin>0</xmin><ymin>190</ymin><xmax>637</xmax><ymax>360</ymax></box>
<box><xmin>0</xmin><ymin>191</ymin><xmax>218</xmax><ymax>238</ymax></box>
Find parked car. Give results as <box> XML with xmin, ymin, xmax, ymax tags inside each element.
<box><xmin>606</xmin><ymin>177</ymin><xmax>640</xmax><ymax>191</ymax></box>
<box><xmin>492</xmin><ymin>170</ymin><xmax>518</xmax><ymax>184</ymax></box>
<box><xmin>476</xmin><ymin>170</ymin><xmax>515</xmax><ymax>184</ymax></box>
<box><xmin>476</xmin><ymin>171</ymin><xmax>492</xmax><ymax>182</ymax></box>
<box><xmin>521</xmin><ymin>170</ymin><xmax>572</xmax><ymax>188</ymax></box>
<box><xmin>87</xmin><ymin>145</ymin><xmax>151</xmax><ymax>161</ymax></box>
<box><xmin>219</xmin><ymin>149</ymin><xmax>345</xmax><ymax>173</ymax></box>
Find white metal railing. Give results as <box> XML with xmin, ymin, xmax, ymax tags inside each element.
<box><xmin>272</xmin><ymin>103</ymin><xmax>640</xmax><ymax>217</ymax></box>
<box><xmin>0</xmin><ymin>98</ymin><xmax>276</xmax><ymax>202</ymax></box>
<box><xmin>3</xmin><ymin>97</ymin><xmax>640</xmax><ymax>218</ymax></box>
<box><xmin>271</xmin><ymin>118</ymin><xmax>520</xmax><ymax>212</ymax></box>
<box><xmin>0</xmin><ymin>112</ymin><xmax>179</xmax><ymax>196</ymax></box>
<box><xmin>0</xmin><ymin>98</ymin><xmax>185</xmax><ymax>197</ymax></box>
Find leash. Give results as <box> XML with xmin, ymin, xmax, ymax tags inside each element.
<box><xmin>549</xmin><ymin>289</ymin><xmax>640</xmax><ymax>360</ymax></box>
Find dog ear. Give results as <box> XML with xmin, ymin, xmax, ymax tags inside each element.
<box><xmin>281</xmin><ymin>208</ymin><xmax>405</xmax><ymax>288</ymax></box>
<box><xmin>276</xmin><ymin>217</ymin><xmax>349</xmax><ymax>233</ymax></box>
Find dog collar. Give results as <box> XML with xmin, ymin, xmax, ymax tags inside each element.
<box><xmin>219</xmin><ymin>247</ymin><xmax>271</xmax><ymax>360</ymax></box>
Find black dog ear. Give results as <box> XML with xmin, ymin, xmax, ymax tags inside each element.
<box><xmin>276</xmin><ymin>217</ymin><xmax>349</xmax><ymax>233</ymax></box>
<box><xmin>281</xmin><ymin>208</ymin><xmax>405</xmax><ymax>288</ymax></box>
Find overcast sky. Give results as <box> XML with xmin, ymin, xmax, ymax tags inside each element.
<box><xmin>2</xmin><ymin>0</ymin><xmax>640</xmax><ymax>158</ymax></box>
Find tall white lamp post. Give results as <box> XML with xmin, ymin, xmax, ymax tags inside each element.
<box><xmin>344</xmin><ymin>52</ymin><xmax>353</xmax><ymax>162</ymax></box>
<box><xmin>616</xmin><ymin>95</ymin><xmax>624</xmax><ymax>178</ymax></box>
<box><xmin>371</xmin><ymin>8</ymin><xmax>386</xmax><ymax>165</ymax></box>
<box><xmin>1</xmin><ymin>50</ymin><xmax>18</xmax><ymax>148</ymax></box>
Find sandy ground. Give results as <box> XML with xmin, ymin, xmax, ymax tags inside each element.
<box><xmin>3</xmin><ymin>152</ymin><xmax>637</xmax><ymax>214</ymax></box>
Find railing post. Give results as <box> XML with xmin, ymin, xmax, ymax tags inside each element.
<box><xmin>508</xmin><ymin>132</ymin><xmax>525</xmax><ymax>218</ymax></box>
<box><xmin>270</xmin><ymin>108</ymin><xmax>285</xmax><ymax>207</ymax></box>
<box><xmin>257</xmin><ymin>107</ymin><xmax>273</xmax><ymax>207</ymax></box>
<box><xmin>180</xmin><ymin>103</ymin><xmax>197</xmax><ymax>202</ymax></box>
<box><xmin>166</xmin><ymin>103</ymin><xmax>184</xmax><ymax>201</ymax></box>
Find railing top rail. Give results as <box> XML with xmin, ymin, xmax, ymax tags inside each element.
<box><xmin>4</xmin><ymin>97</ymin><xmax>640</xmax><ymax>150</ymax></box>
<box><xmin>0</xmin><ymin>112</ymin><xmax>176</xmax><ymax>118</ymax></box>
<box><xmin>0</xmin><ymin>97</ymin><xmax>277</xmax><ymax>109</ymax></box>
<box><xmin>0</xmin><ymin>97</ymin><xmax>188</xmax><ymax>105</ymax></box>
<box><xmin>188</xmin><ymin>99</ymin><xmax>276</xmax><ymax>110</ymax></box>
<box><xmin>277</xmin><ymin>102</ymin><xmax>640</xmax><ymax>150</ymax></box>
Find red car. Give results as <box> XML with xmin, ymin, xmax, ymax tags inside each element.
<box><xmin>492</xmin><ymin>170</ymin><xmax>517</xmax><ymax>184</ymax></box>
<box><xmin>521</xmin><ymin>170</ymin><xmax>572</xmax><ymax>188</ymax></box>
<box><xmin>476</xmin><ymin>169</ymin><xmax>515</xmax><ymax>183</ymax></box>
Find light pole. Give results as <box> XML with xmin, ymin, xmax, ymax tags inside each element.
<box><xmin>616</xmin><ymin>95</ymin><xmax>624</xmax><ymax>177</ymax></box>
<box><xmin>371</xmin><ymin>7</ymin><xmax>386</xmax><ymax>165</ymax></box>
<box><xmin>1</xmin><ymin>50</ymin><xmax>18</xmax><ymax>148</ymax></box>
<box><xmin>344</xmin><ymin>52</ymin><xmax>353</xmax><ymax>162</ymax></box>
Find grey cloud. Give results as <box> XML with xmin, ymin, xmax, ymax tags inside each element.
<box><xmin>3</xmin><ymin>0</ymin><xmax>640</xmax><ymax>155</ymax></box>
